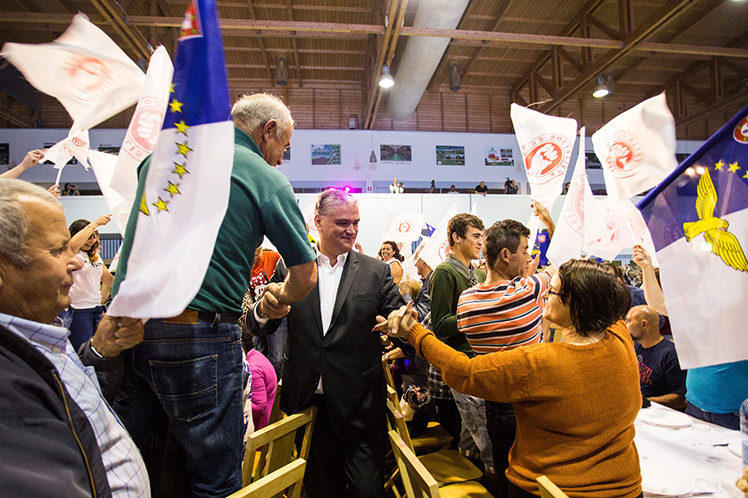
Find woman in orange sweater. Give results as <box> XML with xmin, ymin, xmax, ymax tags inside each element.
<box><xmin>377</xmin><ymin>259</ymin><xmax>642</xmax><ymax>498</ymax></box>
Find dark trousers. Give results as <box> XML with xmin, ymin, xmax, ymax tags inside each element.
<box><xmin>486</xmin><ymin>401</ymin><xmax>517</xmax><ymax>498</ymax></box>
<box><xmin>434</xmin><ymin>397</ymin><xmax>462</xmax><ymax>450</ymax></box>
<box><xmin>686</xmin><ymin>401</ymin><xmax>739</xmax><ymax>430</ymax></box>
<box><xmin>303</xmin><ymin>395</ymin><xmax>386</xmax><ymax>498</ymax></box>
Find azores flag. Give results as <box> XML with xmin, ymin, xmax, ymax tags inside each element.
<box><xmin>108</xmin><ymin>0</ymin><xmax>234</xmax><ymax>318</ymax></box>
<box><xmin>638</xmin><ymin>104</ymin><xmax>748</xmax><ymax>369</ymax></box>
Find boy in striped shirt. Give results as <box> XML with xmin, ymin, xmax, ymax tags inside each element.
<box><xmin>456</xmin><ymin>202</ymin><xmax>555</xmax><ymax>498</ymax></box>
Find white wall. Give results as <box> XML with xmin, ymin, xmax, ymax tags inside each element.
<box><xmin>60</xmin><ymin>192</ymin><xmax>641</xmax><ymax>260</ymax></box>
<box><xmin>1</xmin><ymin>128</ymin><xmax>703</xmax><ymax>194</ymax></box>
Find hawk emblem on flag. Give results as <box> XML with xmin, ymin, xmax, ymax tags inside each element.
<box><xmin>683</xmin><ymin>167</ymin><xmax>748</xmax><ymax>272</ymax></box>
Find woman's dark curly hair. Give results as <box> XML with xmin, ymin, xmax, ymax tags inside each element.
<box><xmin>556</xmin><ymin>259</ymin><xmax>631</xmax><ymax>337</ymax></box>
<box><xmin>379</xmin><ymin>240</ymin><xmax>404</xmax><ymax>262</ymax></box>
<box><xmin>69</xmin><ymin>219</ymin><xmax>100</xmax><ymax>263</ymax></box>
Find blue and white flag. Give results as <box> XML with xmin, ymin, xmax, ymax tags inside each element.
<box><xmin>109</xmin><ymin>0</ymin><xmax>234</xmax><ymax>318</ymax></box>
<box><xmin>638</xmin><ymin>104</ymin><xmax>748</xmax><ymax>368</ymax></box>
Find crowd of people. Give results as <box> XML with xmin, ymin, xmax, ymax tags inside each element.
<box><xmin>1</xmin><ymin>91</ymin><xmax>746</xmax><ymax>498</ymax></box>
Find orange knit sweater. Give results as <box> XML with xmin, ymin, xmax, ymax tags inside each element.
<box><xmin>409</xmin><ymin>320</ymin><xmax>642</xmax><ymax>498</ymax></box>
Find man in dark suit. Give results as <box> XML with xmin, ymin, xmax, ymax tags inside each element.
<box><xmin>249</xmin><ymin>188</ymin><xmax>404</xmax><ymax>498</ymax></box>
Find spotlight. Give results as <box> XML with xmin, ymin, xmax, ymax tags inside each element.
<box><xmin>369</xmin><ymin>150</ymin><xmax>377</xmax><ymax>163</ymax></box>
<box><xmin>592</xmin><ymin>73</ymin><xmax>614</xmax><ymax>98</ymax></box>
<box><xmin>275</xmin><ymin>56</ymin><xmax>288</xmax><ymax>86</ymax></box>
<box><xmin>449</xmin><ymin>63</ymin><xmax>461</xmax><ymax>92</ymax></box>
<box><xmin>379</xmin><ymin>65</ymin><xmax>395</xmax><ymax>89</ymax></box>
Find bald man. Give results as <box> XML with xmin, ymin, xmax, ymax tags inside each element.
<box><xmin>625</xmin><ymin>305</ymin><xmax>686</xmax><ymax>410</ymax></box>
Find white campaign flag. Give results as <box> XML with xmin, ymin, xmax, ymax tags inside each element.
<box><xmin>42</xmin><ymin>129</ymin><xmax>91</xmax><ymax>184</ymax></box>
<box><xmin>109</xmin><ymin>46</ymin><xmax>174</xmax><ymax>235</ymax></box>
<box><xmin>546</xmin><ymin>128</ymin><xmax>590</xmax><ymax>267</ymax></box>
<box><xmin>1</xmin><ymin>13</ymin><xmax>145</xmax><ymax>132</ymax></box>
<box><xmin>380</xmin><ymin>212</ymin><xmax>425</xmax><ymax>257</ymax></box>
<box><xmin>108</xmin><ymin>0</ymin><xmax>233</xmax><ymax>318</ymax></box>
<box><xmin>419</xmin><ymin>204</ymin><xmax>459</xmax><ymax>272</ymax></box>
<box><xmin>582</xmin><ymin>197</ymin><xmax>657</xmax><ymax>263</ymax></box>
<box><xmin>592</xmin><ymin>93</ymin><xmax>677</xmax><ymax>203</ymax></box>
<box><xmin>511</xmin><ymin>103</ymin><xmax>577</xmax><ymax>210</ymax></box>
<box><xmin>87</xmin><ymin>150</ymin><xmax>131</xmax><ymax>234</ymax></box>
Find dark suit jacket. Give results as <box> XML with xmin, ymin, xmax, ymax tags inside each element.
<box><xmin>249</xmin><ymin>250</ymin><xmax>404</xmax><ymax>441</ymax></box>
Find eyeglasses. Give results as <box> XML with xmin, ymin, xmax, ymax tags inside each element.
<box><xmin>547</xmin><ymin>288</ymin><xmax>562</xmax><ymax>297</ymax></box>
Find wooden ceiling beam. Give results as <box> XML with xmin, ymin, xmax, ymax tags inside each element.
<box><xmin>675</xmin><ymin>87</ymin><xmax>748</xmax><ymax>129</ymax></box>
<box><xmin>246</xmin><ymin>0</ymin><xmax>277</xmax><ymax>86</ymax></box>
<box><xmin>90</xmin><ymin>0</ymin><xmax>150</xmax><ymax>60</ymax></box>
<box><xmin>539</xmin><ymin>0</ymin><xmax>696</xmax><ymax>114</ymax></box>
<box><xmin>285</xmin><ymin>0</ymin><xmax>304</xmax><ymax>87</ymax></box>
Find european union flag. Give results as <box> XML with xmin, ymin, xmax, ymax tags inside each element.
<box><xmin>637</xmin><ymin>104</ymin><xmax>748</xmax><ymax>368</ymax></box>
<box><xmin>110</xmin><ymin>0</ymin><xmax>235</xmax><ymax>319</ymax></box>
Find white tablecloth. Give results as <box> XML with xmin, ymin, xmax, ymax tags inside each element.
<box><xmin>635</xmin><ymin>403</ymin><xmax>744</xmax><ymax>497</ymax></box>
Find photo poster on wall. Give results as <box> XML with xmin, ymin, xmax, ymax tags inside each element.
<box><xmin>311</xmin><ymin>144</ymin><xmax>341</xmax><ymax>165</ymax></box>
<box><xmin>485</xmin><ymin>146</ymin><xmax>514</xmax><ymax>167</ymax></box>
<box><xmin>380</xmin><ymin>144</ymin><xmax>412</xmax><ymax>163</ymax></box>
<box><xmin>436</xmin><ymin>145</ymin><xmax>465</xmax><ymax>166</ymax></box>
<box><xmin>283</xmin><ymin>147</ymin><xmax>291</xmax><ymax>162</ymax></box>
<box><xmin>0</xmin><ymin>143</ymin><xmax>8</xmax><ymax>165</ymax></box>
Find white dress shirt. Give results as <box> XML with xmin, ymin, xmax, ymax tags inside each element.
<box><xmin>0</xmin><ymin>313</ymin><xmax>150</xmax><ymax>497</ymax></box>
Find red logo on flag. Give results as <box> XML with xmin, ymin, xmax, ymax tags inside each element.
<box><xmin>521</xmin><ymin>133</ymin><xmax>572</xmax><ymax>185</ymax></box>
<box><xmin>179</xmin><ymin>3</ymin><xmax>201</xmax><ymax>39</ymax></box>
<box><xmin>734</xmin><ymin>116</ymin><xmax>748</xmax><ymax>143</ymax></box>
<box><xmin>122</xmin><ymin>98</ymin><xmax>165</xmax><ymax>160</ymax></box>
<box><xmin>57</xmin><ymin>55</ymin><xmax>114</xmax><ymax>103</ymax></box>
<box><xmin>397</xmin><ymin>221</ymin><xmax>411</xmax><ymax>235</ymax></box>
<box><xmin>438</xmin><ymin>240</ymin><xmax>450</xmax><ymax>261</ymax></box>
<box><xmin>563</xmin><ymin>175</ymin><xmax>585</xmax><ymax>235</ymax></box>
<box><xmin>71</xmin><ymin>136</ymin><xmax>87</xmax><ymax>147</ymax></box>
<box><xmin>604</xmin><ymin>131</ymin><xmax>643</xmax><ymax>179</ymax></box>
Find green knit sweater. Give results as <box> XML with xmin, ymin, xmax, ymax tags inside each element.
<box><xmin>427</xmin><ymin>261</ymin><xmax>485</xmax><ymax>356</ymax></box>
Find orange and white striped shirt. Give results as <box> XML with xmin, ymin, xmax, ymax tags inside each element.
<box><xmin>457</xmin><ymin>271</ymin><xmax>551</xmax><ymax>355</ymax></box>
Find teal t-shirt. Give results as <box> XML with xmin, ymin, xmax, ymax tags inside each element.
<box><xmin>113</xmin><ymin>128</ymin><xmax>315</xmax><ymax>314</ymax></box>
<box><xmin>686</xmin><ymin>359</ymin><xmax>748</xmax><ymax>414</ymax></box>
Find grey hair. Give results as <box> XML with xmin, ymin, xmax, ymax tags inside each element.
<box><xmin>231</xmin><ymin>93</ymin><xmax>294</xmax><ymax>139</ymax></box>
<box><xmin>0</xmin><ymin>179</ymin><xmax>62</xmax><ymax>267</ymax></box>
<box><xmin>315</xmin><ymin>188</ymin><xmax>358</xmax><ymax>218</ymax></box>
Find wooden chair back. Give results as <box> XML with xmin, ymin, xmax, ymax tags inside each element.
<box><xmin>537</xmin><ymin>475</ymin><xmax>568</xmax><ymax>498</ymax></box>
<box><xmin>267</xmin><ymin>383</ymin><xmax>284</xmax><ymax>425</ymax></box>
<box><xmin>240</xmin><ymin>406</ymin><xmax>316</xmax><ymax>498</ymax></box>
<box><xmin>228</xmin><ymin>459</ymin><xmax>306</xmax><ymax>498</ymax></box>
<box><xmin>389</xmin><ymin>430</ymin><xmax>441</xmax><ymax>498</ymax></box>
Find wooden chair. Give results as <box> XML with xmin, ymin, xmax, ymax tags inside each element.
<box><xmin>536</xmin><ymin>475</ymin><xmax>569</xmax><ymax>498</ymax></box>
<box><xmin>382</xmin><ymin>359</ymin><xmax>452</xmax><ymax>452</ymax></box>
<box><xmin>386</xmin><ymin>400</ymin><xmax>482</xmax><ymax>486</ymax></box>
<box><xmin>237</xmin><ymin>406</ymin><xmax>316</xmax><ymax>498</ymax></box>
<box><xmin>388</xmin><ymin>430</ymin><xmax>489</xmax><ymax>498</ymax></box>
<box><xmin>228</xmin><ymin>459</ymin><xmax>306</xmax><ymax>498</ymax></box>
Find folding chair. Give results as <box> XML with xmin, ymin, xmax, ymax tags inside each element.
<box><xmin>386</xmin><ymin>400</ymin><xmax>482</xmax><ymax>486</ymax></box>
<box><xmin>536</xmin><ymin>475</ymin><xmax>569</xmax><ymax>498</ymax></box>
<box><xmin>389</xmin><ymin>430</ymin><xmax>489</xmax><ymax>498</ymax></box>
<box><xmin>238</xmin><ymin>406</ymin><xmax>316</xmax><ymax>498</ymax></box>
<box><xmin>383</xmin><ymin>358</ymin><xmax>452</xmax><ymax>452</ymax></box>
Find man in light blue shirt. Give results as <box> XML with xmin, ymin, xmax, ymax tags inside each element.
<box><xmin>0</xmin><ymin>178</ymin><xmax>149</xmax><ymax>497</ymax></box>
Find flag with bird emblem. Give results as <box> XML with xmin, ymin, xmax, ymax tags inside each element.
<box><xmin>108</xmin><ymin>0</ymin><xmax>233</xmax><ymax>318</ymax></box>
<box><xmin>638</xmin><ymin>103</ymin><xmax>748</xmax><ymax>368</ymax></box>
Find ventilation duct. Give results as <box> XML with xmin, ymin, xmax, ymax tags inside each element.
<box><xmin>386</xmin><ymin>0</ymin><xmax>469</xmax><ymax>122</ymax></box>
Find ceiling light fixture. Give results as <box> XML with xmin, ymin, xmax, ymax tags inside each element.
<box><xmin>449</xmin><ymin>63</ymin><xmax>461</xmax><ymax>92</ymax></box>
<box><xmin>275</xmin><ymin>56</ymin><xmax>288</xmax><ymax>86</ymax></box>
<box><xmin>592</xmin><ymin>73</ymin><xmax>614</xmax><ymax>98</ymax></box>
<box><xmin>379</xmin><ymin>65</ymin><xmax>395</xmax><ymax>89</ymax></box>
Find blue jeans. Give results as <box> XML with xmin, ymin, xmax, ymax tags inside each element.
<box><xmin>451</xmin><ymin>389</ymin><xmax>494</xmax><ymax>472</ymax></box>
<box><xmin>68</xmin><ymin>305</ymin><xmax>105</xmax><ymax>351</ymax></box>
<box><xmin>114</xmin><ymin>319</ymin><xmax>245</xmax><ymax>497</ymax></box>
<box><xmin>685</xmin><ymin>401</ymin><xmax>739</xmax><ymax>430</ymax></box>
